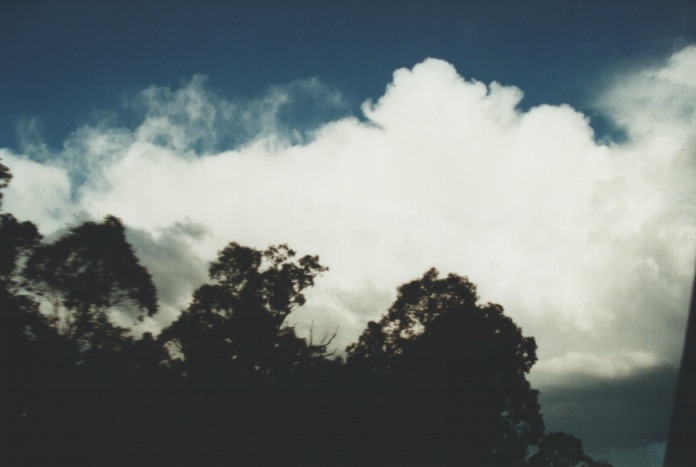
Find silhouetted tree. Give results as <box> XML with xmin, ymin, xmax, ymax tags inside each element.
<box><xmin>529</xmin><ymin>432</ymin><xmax>613</xmax><ymax>467</ymax></box>
<box><xmin>23</xmin><ymin>216</ymin><xmax>157</xmax><ymax>350</ymax></box>
<box><xmin>0</xmin><ymin>212</ymin><xmax>45</xmax><ymax>427</ymax></box>
<box><xmin>161</xmin><ymin>242</ymin><xmax>328</xmax><ymax>381</ymax></box>
<box><xmin>347</xmin><ymin>268</ymin><xmax>545</xmax><ymax>465</ymax></box>
<box><xmin>0</xmin><ymin>158</ymin><xmax>41</xmax><ymax>292</ymax></box>
<box><xmin>0</xmin><ymin>159</ymin><xmax>71</xmax><ymax>464</ymax></box>
<box><xmin>0</xmin><ymin>158</ymin><xmax>10</xmax><ymax>207</ymax></box>
<box><xmin>0</xmin><ymin>156</ymin><xmax>611</xmax><ymax>465</ymax></box>
<box><xmin>0</xmin><ymin>203</ymin><xmax>160</xmax><ymax>464</ymax></box>
<box><xmin>153</xmin><ymin>242</ymin><xmax>336</xmax><ymax>463</ymax></box>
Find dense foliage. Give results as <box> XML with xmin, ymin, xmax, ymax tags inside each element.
<box><xmin>0</xmin><ymin>157</ymin><xmax>611</xmax><ymax>465</ymax></box>
<box><xmin>346</xmin><ymin>269</ymin><xmax>544</xmax><ymax>464</ymax></box>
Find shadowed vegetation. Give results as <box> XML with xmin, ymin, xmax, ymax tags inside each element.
<box><xmin>0</xmin><ymin>157</ymin><xmax>611</xmax><ymax>466</ymax></box>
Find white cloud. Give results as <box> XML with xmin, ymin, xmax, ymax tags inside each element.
<box><xmin>653</xmin><ymin>45</ymin><xmax>696</xmax><ymax>87</ymax></box>
<box><xmin>534</xmin><ymin>350</ymin><xmax>668</xmax><ymax>382</ymax></box>
<box><xmin>3</xmin><ymin>47</ymin><xmax>695</xmax><ymax>380</ymax></box>
<box><xmin>1</xmin><ymin>149</ymin><xmax>74</xmax><ymax>233</ymax></box>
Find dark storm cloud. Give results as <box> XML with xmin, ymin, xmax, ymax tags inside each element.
<box><xmin>539</xmin><ymin>363</ymin><xmax>679</xmax><ymax>454</ymax></box>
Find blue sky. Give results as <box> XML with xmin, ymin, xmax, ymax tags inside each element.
<box><xmin>2</xmin><ymin>2</ymin><xmax>696</xmax><ymax>466</ymax></box>
<box><xmin>2</xmin><ymin>0</ymin><xmax>695</xmax><ymax>148</ymax></box>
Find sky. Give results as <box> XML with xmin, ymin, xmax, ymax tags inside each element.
<box><xmin>2</xmin><ymin>1</ymin><xmax>696</xmax><ymax>465</ymax></box>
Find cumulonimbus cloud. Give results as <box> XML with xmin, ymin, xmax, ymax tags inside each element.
<box><xmin>3</xmin><ymin>48</ymin><xmax>695</xmax><ymax>389</ymax></box>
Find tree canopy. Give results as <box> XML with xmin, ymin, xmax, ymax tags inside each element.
<box><xmin>530</xmin><ymin>432</ymin><xmax>614</xmax><ymax>467</ymax></box>
<box><xmin>0</xmin><ymin>155</ymin><xmax>612</xmax><ymax>465</ymax></box>
<box><xmin>160</xmin><ymin>242</ymin><xmax>329</xmax><ymax>382</ymax></box>
<box><xmin>347</xmin><ymin>268</ymin><xmax>544</xmax><ymax>464</ymax></box>
<box><xmin>22</xmin><ymin>216</ymin><xmax>157</xmax><ymax>348</ymax></box>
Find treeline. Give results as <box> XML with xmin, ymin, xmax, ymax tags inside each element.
<box><xmin>0</xmin><ymin>158</ymin><xmax>611</xmax><ymax>466</ymax></box>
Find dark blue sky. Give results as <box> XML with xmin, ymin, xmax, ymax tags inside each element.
<box><xmin>2</xmin><ymin>0</ymin><xmax>695</xmax><ymax>150</ymax></box>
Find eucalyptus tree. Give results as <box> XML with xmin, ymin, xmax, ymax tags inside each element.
<box><xmin>23</xmin><ymin>216</ymin><xmax>157</xmax><ymax>350</ymax></box>
<box><xmin>161</xmin><ymin>242</ymin><xmax>328</xmax><ymax>381</ymax></box>
<box><xmin>347</xmin><ymin>268</ymin><xmax>545</xmax><ymax>465</ymax></box>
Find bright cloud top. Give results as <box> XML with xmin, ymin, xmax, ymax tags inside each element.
<box><xmin>3</xmin><ymin>48</ymin><xmax>695</xmax><ymax>387</ymax></box>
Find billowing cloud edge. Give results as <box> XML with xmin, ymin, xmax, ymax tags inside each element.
<box><xmin>2</xmin><ymin>48</ymin><xmax>695</xmax><ymax>384</ymax></box>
